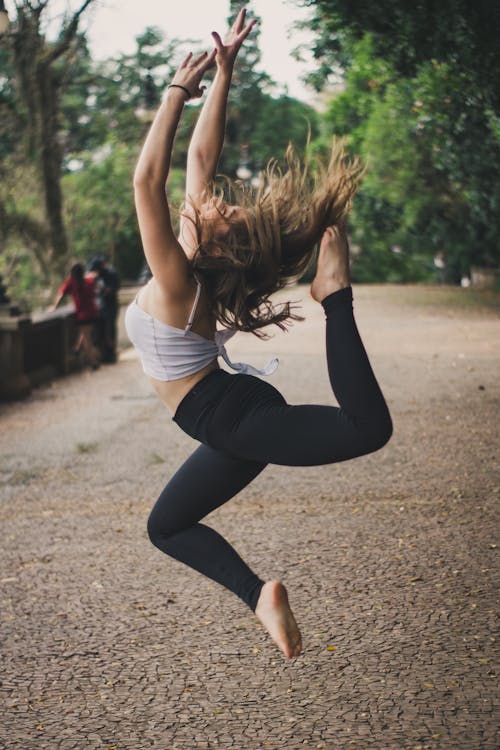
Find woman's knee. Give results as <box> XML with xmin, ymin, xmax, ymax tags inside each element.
<box><xmin>366</xmin><ymin>409</ymin><xmax>393</xmax><ymax>452</ymax></box>
<box><xmin>146</xmin><ymin>511</ymin><xmax>160</xmax><ymax>547</ymax></box>
<box><xmin>147</xmin><ymin>508</ymin><xmax>176</xmax><ymax>549</ymax></box>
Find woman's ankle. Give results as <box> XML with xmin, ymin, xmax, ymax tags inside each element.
<box><xmin>321</xmin><ymin>285</ymin><xmax>353</xmax><ymax>313</ymax></box>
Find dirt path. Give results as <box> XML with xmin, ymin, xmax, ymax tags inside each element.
<box><xmin>1</xmin><ymin>285</ymin><xmax>498</xmax><ymax>750</ymax></box>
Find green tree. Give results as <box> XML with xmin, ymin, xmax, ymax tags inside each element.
<box><xmin>0</xmin><ymin>2</ymin><xmax>325</xmax><ymax>304</ymax></box>
<box><xmin>298</xmin><ymin>1</ymin><xmax>500</xmax><ymax>279</ymax></box>
<box><xmin>251</xmin><ymin>92</ymin><xmax>317</xmax><ymax>169</ymax></box>
<box><xmin>0</xmin><ymin>44</ymin><xmax>20</xmax><ymax>160</ymax></box>
<box><xmin>220</xmin><ymin>0</ymin><xmax>273</xmax><ymax>174</ymax></box>
<box><xmin>298</xmin><ymin>0</ymin><xmax>500</xmax><ymax>107</ymax></box>
<box><xmin>0</xmin><ymin>0</ymin><xmax>96</xmax><ymax>278</ymax></box>
<box><xmin>63</xmin><ymin>142</ymin><xmax>139</xmax><ymax>278</ymax></box>
<box><xmin>60</xmin><ymin>26</ymin><xmax>187</xmax><ymax>154</ymax></box>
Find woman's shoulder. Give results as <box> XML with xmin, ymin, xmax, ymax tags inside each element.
<box><xmin>138</xmin><ymin>275</ymin><xmax>205</xmax><ymax>330</ymax></box>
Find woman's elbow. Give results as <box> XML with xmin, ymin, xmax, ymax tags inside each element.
<box><xmin>133</xmin><ymin>169</ymin><xmax>163</xmax><ymax>190</ymax></box>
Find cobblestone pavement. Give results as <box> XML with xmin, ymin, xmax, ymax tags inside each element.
<box><xmin>1</xmin><ymin>285</ymin><xmax>498</xmax><ymax>750</ymax></box>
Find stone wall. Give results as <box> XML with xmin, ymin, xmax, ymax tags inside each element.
<box><xmin>0</xmin><ymin>306</ymin><xmax>78</xmax><ymax>400</ymax></box>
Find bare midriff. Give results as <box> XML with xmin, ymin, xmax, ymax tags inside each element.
<box><xmin>148</xmin><ymin>359</ymin><xmax>220</xmax><ymax>416</ymax></box>
<box><xmin>136</xmin><ymin>277</ymin><xmax>221</xmax><ymax>415</ymax></box>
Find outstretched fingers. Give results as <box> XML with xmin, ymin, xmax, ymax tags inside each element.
<box><xmin>181</xmin><ymin>49</ymin><xmax>215</xmax><ymax>71</ymax></box>
<box><xmin>198</xmin><ymin>48</ymin><xmax>216</xmax><ymax>71</ymax></box>
<box><xmin>210</xmin><ymin>8</ymin><xmax>256</xmax><ymax>70</ymax></box>
<box><xmin>172</xmin><ymin>47</ymin><xmax>215</xmax><ymax>100</ymax></box>
<box><xmin>211</xmin><ymin>31</ymin><xmax>224</xmax><ymax>52</ymax></box>
<box><xmin>237</xmin><ymin>17</ymin><xmax>257</xmax><ymax>43</ymax></box>
<box><xmin>233</xmin><ymin>7</ymin><xmax>246</xmax><ymax>33</ymax></box>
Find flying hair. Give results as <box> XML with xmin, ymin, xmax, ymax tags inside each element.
<box><xmin>183</xmin><ymin>139</ymin><xmax>364</xmax><ymax>338</ymax></box>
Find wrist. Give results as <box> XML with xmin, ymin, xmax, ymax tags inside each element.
<box><xmin>165</xmin><ymin>84</ymin><xmax>190</xmax><ymax>102</ymax></box>
<box><xmin>216</xmin><ymin>64</ymin><xmax>234</xmax><ymax>81</ymax></box>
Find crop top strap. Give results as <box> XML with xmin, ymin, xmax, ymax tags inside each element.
<box><xmin>185</xmin><ymin>280</ymin><xmax>202</xmax><ymax>332</ymax></box>
<box><xmin>214</xmin><ymin>329</ymin><xmax>279</xmax><ymax>377</ymax></box>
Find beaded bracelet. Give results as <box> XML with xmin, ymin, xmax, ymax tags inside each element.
<box><xmin>167</xmin><ymin>84</ymin><xmax>191</xmax><ymax>100</ymax></box>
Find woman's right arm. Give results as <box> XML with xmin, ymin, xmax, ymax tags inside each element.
<box><xmin>50</xmin><ymin>278</ymin><xmax>69</xmax><ymax>311</ymax></box>
<box><xmin>133</xmin><ymin>50</ymin><xmax>215</xmax><ymax>295</ymax></box>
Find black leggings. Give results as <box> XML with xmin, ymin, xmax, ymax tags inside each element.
<box><xmin>147</xmin><ymin>287</ymin><xmax>392</xmax><ymax>611</ymax></box>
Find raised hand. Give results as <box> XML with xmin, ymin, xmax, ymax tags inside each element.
<box><xmin>170</xmin><ymin>49</ymin><xmax>217</xmax><ymax>100</ymax></box>
<box><xmin>211</xmin><ymin>7</ymin><xmax>257</xmax><ymax>72</ymax></box>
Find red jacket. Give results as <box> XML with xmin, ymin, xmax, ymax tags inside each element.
<box><xmin>59</xmin><ymin>274</ymin><xmax>98</xmax><ymax>322</ymax></box>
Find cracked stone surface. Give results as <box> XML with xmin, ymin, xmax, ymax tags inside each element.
<box><xmin>0</xmin><ymin>285</ymin><xmax>498</xmax><ymax>750</ymax></box>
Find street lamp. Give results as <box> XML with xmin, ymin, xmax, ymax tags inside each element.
<box><xmin>0</xmin><ymin>1</ymin><xmax>10</xmax><ymax>34</ymax></box>
<box><xmin>236</xmin><ymin>143</ymin><xmax>253</xmax><ymax>183</ymax></box>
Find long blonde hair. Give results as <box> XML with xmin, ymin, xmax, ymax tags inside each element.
<box><xmin>188</xmin><ymin>140</ymin><xmax>363</xmax><ymax>337</ymax></box>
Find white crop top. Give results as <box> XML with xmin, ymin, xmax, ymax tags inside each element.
<box><xmin>124</xmin><ymin>281</ymin><xmax>278</xmax><ymax>381</ymax></box>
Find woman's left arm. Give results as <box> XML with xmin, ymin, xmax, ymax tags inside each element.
<box><xmin>184</xmin><ymin>66</ymin><xmax>233</xmax><ymax>207</ymax></box>
<box><xmin>180</xmin><ymin>8</ymin><xmax>257</xmax><ymax>254</ymax></box>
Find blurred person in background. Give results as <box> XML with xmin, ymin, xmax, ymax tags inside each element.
<box><xmin>51</xmin><ymin>262</ymin><xmax>100</xmax><ymax>370</ymax></box>
<box><xmin>88</xmin><ymin>255</ymin><xmax>120</xmax><ymax>363</ymax></box>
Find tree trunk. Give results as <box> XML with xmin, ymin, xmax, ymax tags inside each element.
<box><xmin>8</xmin><ymin>1</ymin><xmax>95</xmax><ymax>278</ymax></box>
<box><xmin>37</xmin><ymin>59</ymin><xmax>68</xmax><ymax>275</ymax></box>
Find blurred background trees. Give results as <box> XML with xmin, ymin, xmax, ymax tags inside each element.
<box><xmin>0</xmin><ymin>0</ymin><xmax>316</xmax><ymax>307</ymax></box>
<box><xmin>0</xmin><ymin>0</ymin><xmax>498</xmax><ymax>309</ymax></box>
<box><xmin>297</xmin><ymin>0</ymin><xmax>500</xmax><ymax>283</ymax></box>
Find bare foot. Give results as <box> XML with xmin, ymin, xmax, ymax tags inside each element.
<box><xmin>310</xmin><ymin>224</ymin><xmax>350</xmax><ymax>302</ymax></box>
<box><xmin>255</xmin><ymin>581</ymin><xmax>302</xmax><ymax>659</ymax></box>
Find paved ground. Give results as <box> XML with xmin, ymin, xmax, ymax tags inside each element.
<box><xmin>0</xmin><ymin>285</ymin><xmax>498</xmax><ymax>750</ymax></box>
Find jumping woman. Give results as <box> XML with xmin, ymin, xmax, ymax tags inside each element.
<box><xmin>125</xmin><ymin>9</ymin><xmax>392</xmax><ymax>659</ymax></box>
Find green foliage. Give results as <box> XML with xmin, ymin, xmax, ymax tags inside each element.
<box><xmin>2</xmin><ymin>0</ymin><xmax>322</xmax><ymax>299</ymax></box>
<box><xmin>218</xmin><ymin>0</ymin><xmax>319</xmax><ymax>174</ymax></box>
<box><xmin>61</xmin><ymin>27</ymin><xmax>182</xmax><ymax>153</ymax></box>
<box><xmin>221</xmin><ymin>0</ymin><xmax>273</xmax><ymax>172</ymax></box>
<box><xmin>0</xmin><ymin>246</ymin><xmax>48</xmax><ymax>312</ymax></box>
<box><xmin>243</xmin><ymin>93</ymin><xmax>318</xmax><ymax>172</ymax></box>
<box><xmin>323</xmin><ymin>35</ymin><xmax>393</xmax><ymax>150</ymax></box>
<box><xmin>0</xmin><ymin>45</ymin><xmax>21</xmax><ymax>161</ymax></box>
<box><xmin>302</xmin><ymin>0</ymin><xmax>500</xmax><ymax>108</ymax></box>
<box><xmin>63</xmin><ymin>141</ymin><xmax>141</xmax><ymax>279</ymax></box>
<box><xmin>300</xmin><ymin>1</ymin><xmax>500</xmax><ymax>282</ymax></box>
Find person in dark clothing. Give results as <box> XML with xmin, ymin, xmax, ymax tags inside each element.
<box><xmin>89</xmin><ymin>256</ymin><xmax>120</xmax><ymax>363</ymax></box>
